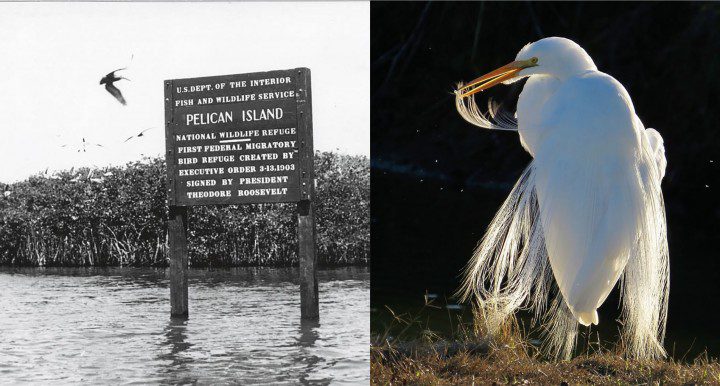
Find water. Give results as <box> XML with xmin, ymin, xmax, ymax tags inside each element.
<box><xmin>0</xmin><ymin>267</ymin><xmax>369</xmax><ymax>385</ymax></box>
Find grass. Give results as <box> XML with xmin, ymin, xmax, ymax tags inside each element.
<box><xmin>372</xmin><ymin>349</ymin><xmax>720</xmax><ymax>384</ymax></box>
<box><xmin>371</xmin><ymin>299</ymin><xmax>720</xmax><ymax>385</ymax></box>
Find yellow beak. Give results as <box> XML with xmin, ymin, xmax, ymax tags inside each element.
<box><xmin>457</xmin><ymin>59</ymin><xmax>536</xmax><ymax>98</ymax></box>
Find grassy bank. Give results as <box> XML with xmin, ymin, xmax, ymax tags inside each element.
<box><xmin>372</xmin><ymin>347</ymin><xmax>720</xmax><ymax>384</ymax></box>
<box><xmin>371</xmin><ymin>304</ymin><xmax>720</xmax><ymax>385</ymax></box>
<box><xmin>0</xmin><ymin>151</ymin><xmax>369</xmax><ymax>267</ymax></box>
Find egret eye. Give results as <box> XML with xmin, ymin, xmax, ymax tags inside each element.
<box><xmin>530</xmin><ymin>57</ymin><xmax>539</xmax><ymax>64</ymax></box>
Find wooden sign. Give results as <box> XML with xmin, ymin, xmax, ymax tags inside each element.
<box><xmin>164</xmin><ymin>68</ymin><xmax>318</xmax><ymax>321</ymax></box>
<box><xmin>164</xmin><ymin>68</ymin><xmax>313</xmax><ymax>206</ymax></box>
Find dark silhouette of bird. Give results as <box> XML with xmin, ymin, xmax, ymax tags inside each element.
<box><xmin>100</xmin><ymin>68</ymin><xmax>130</xmax><ymax>105</ymax></box>
<box><xmin>124</xmin><ymin>128</ymin><xmax>153</xmax><ymax>142</ymax></box>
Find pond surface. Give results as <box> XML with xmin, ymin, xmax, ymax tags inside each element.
<box><xmin>0</xmin><ymin>266</ymin><xmax>369</xmax><ymax>385</ymax></box>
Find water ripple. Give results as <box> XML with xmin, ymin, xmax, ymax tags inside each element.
<box><xmin>0</xmin><ymin>266</ymin><xmax>369</xmax><ymax>384</ymax></box>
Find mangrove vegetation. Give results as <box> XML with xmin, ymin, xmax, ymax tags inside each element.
<box><xmin>0</xmin><ymin>151</ymin><xmax>369</xmax><ymax>267</ymax></box>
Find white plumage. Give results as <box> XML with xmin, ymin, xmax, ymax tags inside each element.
<box><xmin>455</xmin><ymin>37</ymin><xmax>669</xmax><ymax>359</ymax></box>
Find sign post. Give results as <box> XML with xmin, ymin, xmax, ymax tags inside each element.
<box><xmin>168</xmin><ymin>206</ymin><xmax>188</xmax><ymax>317</ymax></box>
<box><xmin>298</xmin><ymin>200</ymin><xmax>318</xmax><ymax>319</ymax></box>
<box><xmin>164</xmin><ymin>68</ymin><xmax>317</xmax><ymax>320</ymax></box>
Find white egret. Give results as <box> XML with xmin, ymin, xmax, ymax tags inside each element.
<box><xmin>454</xmin><ymin>37</ymin><xmax>669</xmax><ymax>360</ymax></box>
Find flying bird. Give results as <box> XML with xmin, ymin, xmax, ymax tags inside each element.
<box><xmin>61</xmin><ymin>137</ymin><xmax>103</xmax><ymax>152</ymax></box>
<box><xmin>455</xmin><ymin>37</ymin><xmax>668</xmax><ymax>360</ymax></box>
<box><xmin>124</xmin><ymin>128</ymin><xmax>153</xmax><ymax>142</ymax></box>
<box><xmin>100</xmin><ymin>68</ymin><xmax>130</xmax><ymax>105</ymax></box>
<box><xmin>81</xmin><ymin>138</ymin><xmax>101</xmax><ymax>152</ymax></box>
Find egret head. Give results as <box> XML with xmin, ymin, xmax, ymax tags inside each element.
<box><xmin>457</xmin><ymin>37</ymin><xmax>597</xmax><ymax>98</ymax></box>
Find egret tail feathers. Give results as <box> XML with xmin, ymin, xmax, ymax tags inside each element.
<box><xmin>457</xmin><ymin>164</ymin><xmax>577</xmax><ymax>359</ymax></box>
<box><xmin>458</xmin><ymin>154</ymin><xmax>669</xmax><ymax>360</ymax></box>
<box><xmin>617</xmin><ymin>139</ymin><xmax>669</xmax><ymax>359</ymax></box>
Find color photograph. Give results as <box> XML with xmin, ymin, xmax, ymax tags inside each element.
<box><xmin>371</xmin><ymin>2</ymin><xmax>720</xmax><ymax>384</ymax></box>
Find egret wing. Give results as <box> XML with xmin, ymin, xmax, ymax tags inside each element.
<box><xmin>534</xmin><ymin>135</ymin><xmax>641</xmax><ymax>325</ymax></box>
<box><xmin>532</xmin><ymin>72</ymin><xmax>644</xmax><ymax>325</ymax></box>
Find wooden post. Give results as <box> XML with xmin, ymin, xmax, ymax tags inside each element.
<box><xmin>295</xmin><ymin>68</ymin><xmax>318</xmax><ymax>320</ymax></box>
<box><xmin>298</xmin><ymin>199</ymin><xmax>319</xmax><ymax>320</ymax></box>
<box><xmin>169</xmin><ymin>205</ymin><xmax>189</xmax><ymax>318</ymax></box>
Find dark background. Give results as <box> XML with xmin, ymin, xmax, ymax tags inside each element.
<box><xmin>371</xmin><ymin>2</ymin><xmax>720</xmax><ymax>356</ymax></box>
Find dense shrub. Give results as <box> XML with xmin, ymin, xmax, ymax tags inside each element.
<box><xmin>0</xmin><ymin>151</ymin><xmax>369</xmax><ymax>267</ymax></box>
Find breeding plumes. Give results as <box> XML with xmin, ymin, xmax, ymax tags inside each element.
<box><xmin>454</xmin><ymin>37</ymin><xmax>669</xmax><ymax>360</ymax></box>
<box><xmin>100</xmin><ymin>68</ymin><xmax>129</xmax><ymax>105</ymax></box>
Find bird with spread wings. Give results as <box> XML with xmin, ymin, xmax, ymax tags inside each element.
<box><xmin>100</xmin><ymin>68</ymin><xmax>130</xmax><ymax>105</ymax></box>
<box><xmin>124</xmin><ymin>128</ymin><xmax>154</xmax><ymax>143</ymax></box>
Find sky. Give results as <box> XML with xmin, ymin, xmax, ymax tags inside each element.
<box><xmin>0</xmin><ymin>2</ymin><xmax>369</xmax><ymax>183</ymax></box>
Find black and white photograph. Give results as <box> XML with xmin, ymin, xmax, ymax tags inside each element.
<box><xmin>0</xmin><ymin>2</ymin><xmax>369</xmax><ymax>384</ymax></box>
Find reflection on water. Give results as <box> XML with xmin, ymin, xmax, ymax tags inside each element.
<box><xmin>0</xmin><ymin>266</ymin><xmax>369</xmax><ymax>384</ymax></box>
<box><xmin>159</xmin><ymin>317</ymin><xmax>195</xmax><ymax>384</ymax></box>
<box><xmin>295</xmin><ymin>321</ymin><xmax>327</xmax><ymax>385</ymax></box>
